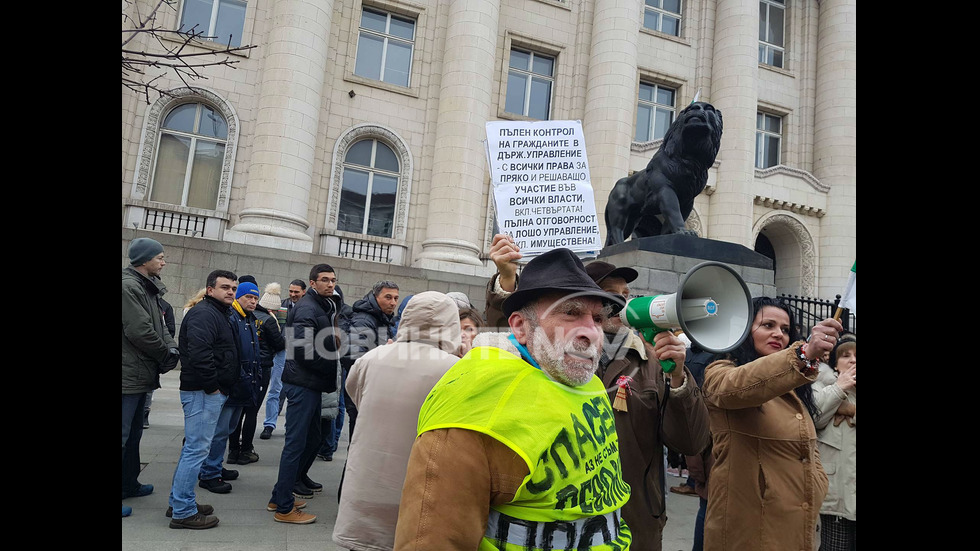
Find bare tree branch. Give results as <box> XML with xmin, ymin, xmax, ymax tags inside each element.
<box><xmin>123</xmin><ymin>0</ymin><xmax>256</xmax><ymax>104</ymax></box>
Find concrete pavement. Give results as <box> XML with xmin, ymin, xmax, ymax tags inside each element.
<box><xmin>122</xmin><ymin>368</ymin><xmax>701</xmax><ymax>550</ymax></box>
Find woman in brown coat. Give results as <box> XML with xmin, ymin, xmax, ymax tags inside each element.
<box><xmin>701</xmin><ymin>297</ymin><xmax>842</xmax><ymax>551</ymax></box>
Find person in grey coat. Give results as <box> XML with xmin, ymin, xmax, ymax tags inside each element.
<box><xmin>121</xmin><ymin>237</ymin><xmax>179</xmax><ymax>517</ymax></box>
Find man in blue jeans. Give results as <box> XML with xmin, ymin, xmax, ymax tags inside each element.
<box><xmin>167</xmin><ymin>269</ymin><xmax>240</xmax><ymax>529</ymax></box>
<box><xmin>198</xmin><ymin>281</ymin><xmax>262</xmax><ymax>493</ymax></box>
<box><xmin>268</xmin><ymin>264</ymin><xmax>344</xmax><ymax>524</ymax></box>
<box><xmin>260</xmin><ymin>280</ymin><xmax>302</xmax><ymax>440</ymax></box>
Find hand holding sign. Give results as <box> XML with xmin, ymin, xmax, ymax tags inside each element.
<box><xmin>485</xmin><ymin>120</ymin><xmax>601</xmax><ymax>258</ymax></box>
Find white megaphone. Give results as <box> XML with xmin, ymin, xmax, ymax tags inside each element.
<box><xmin>619</xmin><ymin>261</ymin><xmax>753</xmax><ymax>373</ymax></box>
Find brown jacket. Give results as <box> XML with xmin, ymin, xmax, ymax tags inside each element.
<box><xmin>483</xmin><ymin>273</ymin><xmax>711</xmax><ymax>550</ymax></box>
<box><xmin>701</xmin><ymin>344</ymin><xmax>829</xmax><ymax>551</ymax></box>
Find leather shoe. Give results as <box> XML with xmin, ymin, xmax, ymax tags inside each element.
<box><xmin>166</xmin><ymin>503</ymin><xmax>214</xmax><ymax>517</ymax></box>
<box><xmin>236</xmin><ymin>451</ymin><xmax>259</xmax><ymax>464</ymax></box>
<box><xmin>274</xmin><ymin>507</ymin><xmax>316</xmax><ymax>524</ymax></box>
<box><xmin>199</xmin><ymin>478</ymin><xmax>232</xmax><ymax>494</ymax></box>
<box><xmin>169</xmin><ymin>512</ymin><xmax>219</xmax><ymax>530</ymax></box>
<box><xmin>292</xmin><ymin>482</ymin><xmax>314</xmax><ymax>499</ymax></box>
<box><xmin>267</xmin><ymin>499</ymin><xmax>307</xmax><ymax>512</ymax></box>
<box><xmin>670</xmin><ymin>484</ymin><xmax>698</xmax><ymax>496</ymax></box>
<box><xmin>301</xmin><ymin>475</ymin><xmax>323</xmax><ymax>492</ymax></box>
<box><xmin>259</xmin><ymin>426</ymin><xmax>273</xmax><ymax>439</ymax></box>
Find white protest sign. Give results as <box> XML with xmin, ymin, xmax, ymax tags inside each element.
<box><xmin>485</xmin><ymin>120</ymin><xmax>601</xmax><ymax>257</ymax></box>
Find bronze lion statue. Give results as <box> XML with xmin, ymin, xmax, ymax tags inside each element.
<box><xmin>604</xmin><ymin>101</ymin><xmax>723</xmax><ymax>246</ymax></box>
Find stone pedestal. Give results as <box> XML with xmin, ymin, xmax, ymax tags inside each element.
<box><xmin>598</xmin><ymin>235</ymin><xmax>775</xmax><ymax>298</ymax></box>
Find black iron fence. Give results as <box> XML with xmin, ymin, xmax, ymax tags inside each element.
<box><xmin>777</xmin><ymin>294</ymin><xmax>856</xmax><ymax>336</ymax></box>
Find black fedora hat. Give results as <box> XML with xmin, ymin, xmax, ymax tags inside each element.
<box><xmin>584</xmin><ymin>261</ymin><xmax>638</xmax><ymax>285</ymax></box>
<box><xmin>502</xmin><ymin>248</ymin><xmax>626</xmax><ymax>317</ymax></box>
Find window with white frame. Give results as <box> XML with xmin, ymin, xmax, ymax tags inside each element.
<box><xmin>338</xmin><ymin>139</ymin><xmax>399</xmax><ymax>238</ymax></box>
<box><xmin>179</xmin><ymin>0</ymin><xmax>247</xmax><ymax>47</ymax></box>
<box><xmin>635</xmin><ymin>82</ymin><xmax>676</xmax><ymax>142</ymax></box>
<box><xmin>354</xmin><ymin>6</ymin><xmax>416</xmax><ymax>87</ymax></box>
<box><xmin>759</xmin><ymin>0</ymin><xmax>785</xmax><ymax>68</ymax></box>
<box><xmin>505</xmin><ymin>49</ymin><xmax>555</xmax><ymax>120</ymax></box>
<box><xmin>642</xmin><ymin>0</ymin><xmax>682</xmax><ymax>37</ymax></box>
<box><xmin>755</xmin><ymin>112</ymin><xmax>782</xmax><ymax>169</ymax></box>
<box><xmin>149</xmin><ymin>102</ymin><xmax>227</xmax><ymax>209</ymax></box>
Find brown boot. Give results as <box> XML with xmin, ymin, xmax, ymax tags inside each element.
<box><xmin>166</xmin><ymin>503</ymin><xmax>214</xmax><ymax>517</ymax></box>
<box><xmin>169</xmin><ymin>512</ymin><xmax>219</xmax><ymax>529</ymax></box>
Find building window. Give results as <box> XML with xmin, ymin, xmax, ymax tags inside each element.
<box><xmin>505</xmin><ymin>49</ymin><xmax>555</xmax><ymax>120</ymax></box>
<box><xmin>354</xmin><ymin>6</ymin><xmax>416</xmax><ymax>87</ymax></box>
<box><xmin>642</xmin><ymin>0</ymin><xmax>682</xmax><ymax>37</ymax></box>
<box><xmin>149</xmin><ymin>102</ymin><xmax>228</xmax><ymax>209</ymax></box>
<box><xmin>759</xmin><ymin>0</ymin><xmax>785</xmax><ymax>68</ymax></box>
<box><xmin>635</xmin><ymin>83</ymin><xmax>676</xmax><ymax>142</ymax></box>
<box><xmin>179</xmin><ymin>0</ymin><xmax>247</xmax><ymax>47</ymax></box>
<box><xmin>756</xmin><ymin>112</ymin><xmax>782</xmax><ymax>169</ymax></box>
<box><xmin>338</xmin><ymin>139</ymin><xmax>399</xmax><ymax>238</ymax></box>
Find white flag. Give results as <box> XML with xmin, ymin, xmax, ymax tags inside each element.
<box><xmin>839</xmin><ymin>261</ymin><xmax>856</xmax><ymax>315</ymax></box>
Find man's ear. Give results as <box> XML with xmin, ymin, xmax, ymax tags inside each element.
<box><xmin>509</xmin><ymin>311</ymin><xmax>530</xmax><ymax>345</ymax></box>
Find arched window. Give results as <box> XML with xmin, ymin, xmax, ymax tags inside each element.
<box><xmin>149</xmin><ymin>102</ymin><xmax>228</xmax><ymax>210</ymax></box>
<box><xmin>337</xmin><ymin>139</ymin><xmax>399</xmax><ymax>238</ymax></box>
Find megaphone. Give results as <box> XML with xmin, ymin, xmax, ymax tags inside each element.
<box><xmin>619</xmin><ymin>261</ymin><xmax>753</xmax><ymax>373</ymax></box>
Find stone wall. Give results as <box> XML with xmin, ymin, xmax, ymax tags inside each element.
<box><xmin>123</xmin><ymin>229</ymin><xmax>495</xmax><ymax>332</ymax></box>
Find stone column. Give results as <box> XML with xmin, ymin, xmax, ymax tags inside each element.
<box><xmin>415</xmin><ymin>0</ymin><xmax>500</xmax><ymax>267</ymax></box>
<box><xmin>225</xmin><ymin>0</ymin><xmax>334</xmax><ymax>252</ymax></box>
<box><xmin>704</xmin><ymin>0</ymin><xmax>758</xmax><ymax>246</ymax></box>
<box><xmin>813</xmin><ymin>0</ymin><xmax>856</xmax><ymax>296</ymax></box>
<box><xmin>583</xmin><ymin>0</ymin><xmax>641</xmax><ymax>241</ymax></box>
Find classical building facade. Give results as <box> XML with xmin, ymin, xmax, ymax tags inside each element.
<box><xmin>122</xmin><ymin>0</ymin><xmax>855</xmax><ymax>306</ymax></box>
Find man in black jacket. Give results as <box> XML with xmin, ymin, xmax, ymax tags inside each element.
<box><xmin>229</xmin><ymin>283</ymin><xmax>286</xmax><ymax>464</ymax></box>
<box><xmin>342</xmin><ymin>280</ymin><xmax>399</xmax><ymax>438</ymax></box>
<box><xmin>268</xmin><ymin>264</ymin><xmax>343</xmax><ymax>524</ymax></box>
<box><xmin>167</xmin><ymin>269</ymin><xmax>239</xmax><ymax>530</ymax></box>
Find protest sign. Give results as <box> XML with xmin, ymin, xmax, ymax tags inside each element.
<box><xmin>485</xmin><ymin>120</ymin><xmax>601</xmax><ymax>257</ymax></box>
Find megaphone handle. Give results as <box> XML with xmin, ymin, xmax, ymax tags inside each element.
<box><xmin>641</xmin><ymin>328</ymin><xmax>677</xmax><ymax>373</ymax></box>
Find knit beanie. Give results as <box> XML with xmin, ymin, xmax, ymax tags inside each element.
<box><xmin>259</xmin><ymin>282</ymin><xmax>283</xmax><ymax>311</ymax></box>
<box><xmin>236</xmin><ymin>281</ymin><xmax>260</xmax><ymax>299</ymax></box>
<box><xmin>128</xmin><ymin>237</ymin><xmax>164</xmax><ymax>266</ymax></box>
<box><xmin>239</xmin><ymin>275</ymin><xmax>257</xmax><ymax>285</ymax></box>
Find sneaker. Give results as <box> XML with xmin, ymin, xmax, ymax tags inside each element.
<box><xmin>317</xmin><ymin>452</ymin><xmax>333</xmax><ymax>462</ymax></box>
<box><xmin>122</xmin><ymin>483</ymin><xmax>154</xmax><ymax>499</ymax></box>
<box><xmin>274</xmin><ymin>507</ymin><xmax>316</xmax><ymax>524</ymax></box>
<box><xmin>227</xmin><ymin>450</ymin><xmax>239</xmax><ymax>464</ymax></box>
<box><xmin>169</xmin><ymin>512</ymin><xmax>220</xmax><ymax>530</ymax></box>
<box><xmin>166</xmin><ymin>503</ymin><xmax>214</xmax><ymax>517</ymax></box>
<box><xmin>221</xmin><ymin>468</ymin><xmax>239</xmax><ymax>481</ymax></box>
<box><xmin>266</xmin><ymin>499</ymin><xmax>307</xmax><ymax>512</ymax></box>
<box><xmin>237</xmin><ymin>450</ymin><xmax>259</xmax><ymax>464</ymax></box>
<box><xmin>292</xmin><ymin>482</ymin><xmax>314</xmax><ymax>499</ymax></box>
<box><xmin>199</xmin><ymin>478</ymin><xmax>232</xmax><ymax>494</ymax></box>
<box><xmin>670</xmin><ymin>483</ymin><xmax>698</xmax><ymax>496</ymax></box>
<box><xmin>122</xmin><ymin>504</ymin><xmax>132</xmax><ymax>518</ymax></box>
<box><xmin>301</xmin><ymin>475</ymin><xmax>323</xmax><ymax>493</ymax></box>
<box><xmin>259</xmin><ymin>426</ymin><xmax>273</xmax><ymax>440</ymax></box>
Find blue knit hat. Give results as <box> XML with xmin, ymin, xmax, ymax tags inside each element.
<box><xmin>236</xmin><ymin>281</ymin><xmax>260</xmax><ymax>299</ymax></box>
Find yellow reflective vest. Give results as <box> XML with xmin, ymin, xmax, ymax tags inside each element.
<box><xmin>418</xmin><ymin>345</ymin><xmax>633</xmax><ymax>550</ymax></box>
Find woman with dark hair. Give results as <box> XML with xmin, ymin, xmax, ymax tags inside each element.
<box><xmin>700</xmin><ymin>296</ymin><xmax>843</xmax><ymax>551</ymax></box>
<box><xmin>457</xmin><ymin>307</ymin><xmax>485</xmax><ymax>357</ymax></box>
